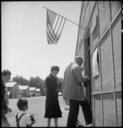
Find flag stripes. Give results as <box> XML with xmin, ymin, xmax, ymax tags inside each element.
<box><xmin>46</xmin><ymin>9</ymin><xmax>66</xmax><ymax>44</ymax></box>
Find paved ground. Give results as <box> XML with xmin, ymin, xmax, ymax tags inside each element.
<box><xmin>6</xmin><ymin>96</ymin><xmax>70</xmax><ymax>127</ymax></box>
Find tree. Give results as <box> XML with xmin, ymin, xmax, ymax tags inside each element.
<box><xmin>12</xmin><ymin>75</ymin><xmax>46</xmax><ymax>96</ymax></box>
<box><xmin>12</xmin><ymin>76</ymin><xmax>29</xmax><ymax>85</ymax></box>
<box><xmin>29</xmin><ymin>76</ymin><xmax>45</xmax><ymax>95</ymax></box>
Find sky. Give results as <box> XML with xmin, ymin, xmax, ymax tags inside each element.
<box><xmin>2</xmin><ymin>1</ymin><xmax>81</xmax><ymax>80</ymax></box>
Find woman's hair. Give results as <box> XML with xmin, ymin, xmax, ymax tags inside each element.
<box><xmin>51</xmin><ymin>66</ymin><xmax>59</xmax><ymax>72</ymax></box>
<box><xmin>17</xmin><ymin>98</ymin><xmax>28</xmax><ymax>111</ymax></box>
<box><xmin>2</xmin><ymin>70</ymin><xmax>11</xmax><ymax>77</ymax></box>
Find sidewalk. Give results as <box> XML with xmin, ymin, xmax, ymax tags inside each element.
<box><xmin>6</xmin><ymin>96</ymin><xmax>86</xmax><ymax>127</ymax></box>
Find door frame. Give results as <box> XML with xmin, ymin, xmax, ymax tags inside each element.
<box><xmin>83</xmin><ymin>29</ymin><xmax>92</xmax><ymax>104</ymax></box>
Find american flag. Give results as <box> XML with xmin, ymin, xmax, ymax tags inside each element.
<box><xmin>46</xmin><ymin>9</ymin><xmax>66</xmax><ymax>44</ymax></box>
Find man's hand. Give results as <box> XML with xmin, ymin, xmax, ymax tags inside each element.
<box><xmin>84</xmin><ymin>76</ymin><xmax>89</xmax><ymax>81</ymax></box>
<box><xmin>82</xmin><ymin>76</ymin><xmax>89</xmax><ymax>84</ymax></box>
<box><xmin>64</xmin><ymin>98</ymin><xmax>69</xmax><ymax>105</ymax></box>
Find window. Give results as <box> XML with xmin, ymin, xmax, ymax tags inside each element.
<box><xmin>92</xmin><ymin>47</ymin><xmax>99</xmax><ymax>79</ymax></box>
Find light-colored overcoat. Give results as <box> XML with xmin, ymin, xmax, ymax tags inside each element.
<box><xmin>63</xmin><ymin>62</ymin><xmax>86</xmax><ymax>101</ymax></box>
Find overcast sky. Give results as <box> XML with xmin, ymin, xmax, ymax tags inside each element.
<box><xmin>2</xmin><ymin>1</ymin><xmax>81</xmax><ymax>80</ymax></box>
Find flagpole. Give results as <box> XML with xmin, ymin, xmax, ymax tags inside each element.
<box><xmin>44</xmin><ymin>6</ymin><xmax>84</xmax><ymax>29</ymax></box>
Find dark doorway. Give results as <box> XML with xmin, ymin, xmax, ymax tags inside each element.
<box><xmin>84</xmin><ymin>37</ymin><xmax>91</xmax><ymax>104</ymax></box>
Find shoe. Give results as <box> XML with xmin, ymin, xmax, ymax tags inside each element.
<box><xmin>86</xmin><ymin>124</ymin><xmax>93</xmax><ymax>127</ymax></box>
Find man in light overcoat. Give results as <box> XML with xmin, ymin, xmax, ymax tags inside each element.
<box><xmin>63</xmin><ymin>56</ymin><xmax>93</xmax><ymax>127</ymax></box>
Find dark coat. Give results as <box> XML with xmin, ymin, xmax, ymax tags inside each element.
<box><xmin>44</xmin><ymin>74</ymin><xmax>62</xmax><ymax>118</ymax></box>
<box><xmin>1</xmin><ymin>81</ymin><xmax>10</xmax><ymax>127</ymax></box>
<box><xmin>2</xmin><ymin>82</ymin><xmax>8</xmax><ymax>115</ymax></box>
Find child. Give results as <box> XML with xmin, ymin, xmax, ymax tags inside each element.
<box><xmin>16</xmin><ymin>98</ymin><xmax>35</xmax><ymax>127</ymax></box>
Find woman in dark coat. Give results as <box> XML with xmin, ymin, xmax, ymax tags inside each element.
<box><xmin>44</xmin><ymin>66</ymin><xmax>62</xmax><ymax>127</ymax></box>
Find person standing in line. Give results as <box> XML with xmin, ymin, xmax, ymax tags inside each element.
<box><xmin>63</xmin><ymin>56</ymin><xmax>93</xmax><ymax>127</ymax></box>
<box><xmin>44</xmin><ymin>66</ymin><xmax>62</xmax><ymax>127</ymax></box>
<box><xmin>1</xmin><ymin>70</ymin><xmax>12</xmax><ymax>127</ymax></box>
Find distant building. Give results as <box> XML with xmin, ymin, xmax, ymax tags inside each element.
<box><xmin>29</xmin><ymin>87</ymin><xmax>36</xmax><ymax>96</ymax></box>
<box><xmin>18</xmin><ymin>85</ymin><xmax>31</xmax><ymax>97</ymax></box>
<box><xmin>5</xmin><ymin>81</ymin><xmax>20</xmax><ymax>99</ymax></box>
<box><xmin>76</xmin><ymin>1</ymin><xmax>121</xmax><ymax>127</ymax></box>
<box><xmin>35</xmin><ymin>88</ymin><xmax>41</xmax><ymax>96</ymax></box>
